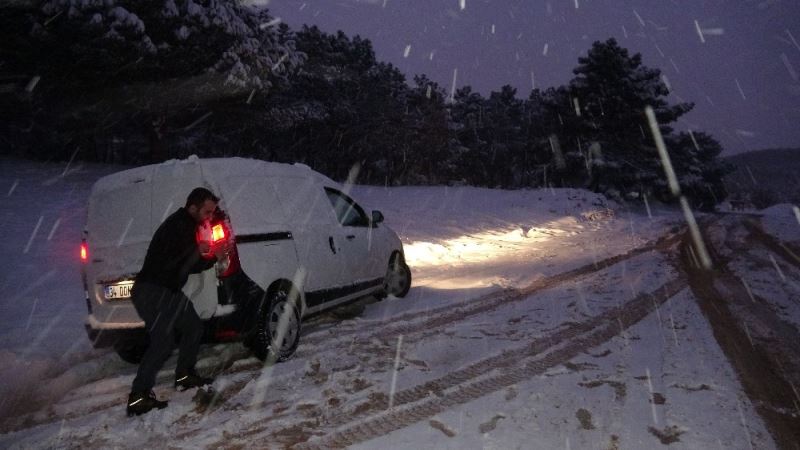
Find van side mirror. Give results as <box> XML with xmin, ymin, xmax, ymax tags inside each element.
<box><xmin>371</xmin><ymin>210</ymin><xmax>384</xmax><ymax>227</ymax></box>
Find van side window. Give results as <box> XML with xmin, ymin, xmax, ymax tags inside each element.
<box><xmin>325</xmin><ymin>188</ymin><xmax>369</xmax><ymax>227</ymax></box>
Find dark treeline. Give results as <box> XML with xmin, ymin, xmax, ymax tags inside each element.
<box><xmin>724</xmin><ymin>148</ymin><xmax>800</xmax><ymax>208</ymax></box>
<box><xmin>1</xmin><ymin>0</ymin><xmax>729</xmax><ymax>209</ymax></box>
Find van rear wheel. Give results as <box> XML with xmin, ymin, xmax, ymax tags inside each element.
<box><xmin>253</xmin><ymin>286</ymin><xmax>301</xmax><ymax>363</ymax></box>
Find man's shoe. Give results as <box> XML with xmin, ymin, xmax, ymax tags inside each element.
<box><xmin>174</xmin><ymin>370</ymin><xmax>214</xmax><ymax>390</ymax></box>
<box><xmin>126</xmin><ymin>390</ymin><xmax>168</xmax><ymax>416</ymax></box>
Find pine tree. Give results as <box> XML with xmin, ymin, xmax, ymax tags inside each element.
<box><xmin>2</xmin><ymin>0</ymin><xmax>301</xmax><ymax>161</ymax></box>
<box><xmin>526</xmin><ymin>86</ymin><xmax>588</xmax><ymax>188</ymax></box>
<box><xmin>666</xmin><ymin>131</ymin><xmax>732</xmax><ymax>210</ymax></box>
<box><xmin>568</xmin><ymin>38</ymin><xmax>693</xmax><ymax>200</ymax></box>
<box><xmin>449</xmin><ymin>86</ymin><xmax>490</xmax><ymax>186</ymax></box>
<box><xmin>269</xmin><ymin>26</ymin><xmax>410</xmax><ymax>183</ymax></box>
<box><xmin>482</xmin><ymin>85</ymin><xmax>525</xmax><ymax>188</ymax></box>
<box><xmin>401</xmin><ymin>75</ymin><xmax>451</xmax><ymax>184</ymax></box>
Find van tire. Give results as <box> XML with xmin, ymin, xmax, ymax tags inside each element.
<box><xmin>253</xmin><ymin>286</ymin><xmax>301</xmax><ymax>363</ymax></box>
<box><xmin>384</xmin><ymin>253</ymin><xmax>411</xmax><ymax>298</ymax></box>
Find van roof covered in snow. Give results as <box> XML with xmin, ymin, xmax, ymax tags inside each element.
<box><xmin>90</xmin><ymin>156</ymin><xmax>334</xmax><ymax>196</ymax></box>
<box><xmin>87</xmin><ymin>156</ymin><xmax>341</xmax><ymax>249</ymax></box>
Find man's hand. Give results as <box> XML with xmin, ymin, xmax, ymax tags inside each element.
<box><xmin>214</xmin><ymin>304</ymin><xmax>237</xmax><ymax>317</ymax></box>
<box><xmin>212</xmin><ymin>240</ymin><xmax>233</xmax><ymax>260</ymax></box>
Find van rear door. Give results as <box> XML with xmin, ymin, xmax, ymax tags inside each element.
<box><xmin>85</xmin><ymin>166</ymin><xmax>155</xmax><ymax>325</ymax></box>
<box><xmin>87</xmin><ymin>167</ymin><xmax>154</xmax><ymax>280</ymax></box>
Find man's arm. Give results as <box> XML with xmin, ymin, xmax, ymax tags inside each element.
<box><xmin>170</xmin><ymin>219</ymin><xmax>216</xmax><ymax>275</ymax></box>
<box><xmin>188</xmin><ymin>239</ymin><xmax>217</xmax><ymax>273</ymax></box>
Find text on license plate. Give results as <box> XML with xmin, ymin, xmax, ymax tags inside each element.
<box><xmin>104</xmin><ymin>282</ymin><xmax>134</xmax><ymax>300</ymax></box>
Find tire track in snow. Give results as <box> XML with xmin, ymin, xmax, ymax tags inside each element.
<box><xmin>689</xmin><ymin>216</ymin><xmax>800</xmax><ymax>448</ymax></box>
<box><xmin>236</xmin><ymin>277</ymin><xmax>687</xmax><ymax>449</ymax></box>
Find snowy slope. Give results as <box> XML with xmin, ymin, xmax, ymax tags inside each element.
<box><xmin>1</xmin><ymin>157</ymin><xmax>797</xmax><ymax>449</ymax></box>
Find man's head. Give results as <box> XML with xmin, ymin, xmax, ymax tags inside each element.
<box><xmin>185</xmin><ymin>187</ymin><xmax>219</xmax><ymax>224</ymax></box>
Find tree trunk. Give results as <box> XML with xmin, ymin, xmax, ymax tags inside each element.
<box><xmin>148</xmin><ymin>113</ymin><xmax>167</xmax><ymax>163</ymax></box>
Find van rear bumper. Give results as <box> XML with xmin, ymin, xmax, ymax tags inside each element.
<box><xmin>85</xmin><ymin>314</ymin><xmax>145</xmax><ymax>348</ymax></box>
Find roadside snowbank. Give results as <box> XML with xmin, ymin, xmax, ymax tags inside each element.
<box><xmin>761</xmin><ymin>203</ymin><xmax>800</xmax><ymax>243</ymax></box>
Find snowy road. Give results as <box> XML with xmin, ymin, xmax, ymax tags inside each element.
<box><xmin>1</xmin><ymin>158</ymin><xmax>799</xmax><ymax>449</ymax></box>
<box><xmin>684</xmin><ymin>213</ymin><xmax>800</xmax><ymax>449</ymax></box>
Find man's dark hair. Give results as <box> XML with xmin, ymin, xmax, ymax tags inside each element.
<box><xmin>185</xmin><ymin>187</ymin><xmax>219</xmax><ymax>208</ymax></box>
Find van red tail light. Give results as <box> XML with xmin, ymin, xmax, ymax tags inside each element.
<box><xmin>212</xmin><ymin>224</ymin><xmax>226</xmax><ymax>242</ymax></box>
<box><xmin>197</xmin><ymin>209</ymin><xmax>241</xmax><ymax>278</ymax></box>
<box><xmin>80</xmin><ymin>241</ymin><xmax>89</xmax><ymax>262</ymax></box>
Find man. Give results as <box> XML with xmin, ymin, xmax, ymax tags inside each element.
<box><xmin>126</xmin><ymin>187</ymin><xmax>230</xmax><ymax>416</ymax></box>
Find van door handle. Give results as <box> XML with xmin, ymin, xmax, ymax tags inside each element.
<box><xmin>328</xmin><ymin>236</ymin><xmax>336</xmax><ymax>254</ymax></box>
<box><xmin>346</xmin><ymin>235</ymin><xmax>355</xmax><ymax>240</ymax></box>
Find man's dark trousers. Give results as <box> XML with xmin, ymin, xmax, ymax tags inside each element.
<box><xmin>131</xmin><ymin>281</ymin><xmax>203</xmax><ymax>393</ymax></box>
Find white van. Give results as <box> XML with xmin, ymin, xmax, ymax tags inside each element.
<box><xmin>81</xmin><ymin>156</ymin><xmax>411</xmax><ymax>362</ymax></box>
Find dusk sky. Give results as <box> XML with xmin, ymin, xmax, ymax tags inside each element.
<box><xmin>264</xmin><ymin>0</ymin><xmax>800</xmax><ymax>155</ymax></box>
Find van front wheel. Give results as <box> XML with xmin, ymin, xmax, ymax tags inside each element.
<box><xmin>384</xmin><ymin>253</ymin><xmax>411</xmax><ymax>298</ymax></box>
<box><xmin>253</xmin><ymin>287</ymin><xmax>301</xmax><ymax>363</ymax></box>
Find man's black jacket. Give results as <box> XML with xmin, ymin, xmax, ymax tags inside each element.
<box><xmin>136</xmin><ymin>207</ymin><xmax>216</xmax><ymax>292</ymax></box>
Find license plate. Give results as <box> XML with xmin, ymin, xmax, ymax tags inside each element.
<box><xmin>104</xmin><ymin>281</ymin><xmax>134</xmax><ymax>300</ymax></box>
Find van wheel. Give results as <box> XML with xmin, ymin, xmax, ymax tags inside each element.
<box><xmin>253</xmin><ymin>287</ymin><xmax>301</xmax><ymax>363</ymax></box>
<box><xmin>114</xmin><ymin>339</ymin><xmax>148</xmax><ymax>364</ymax></box>
<box><xmin>384</xmin><ymin>253</ymin><xmax>411</xmax><ymax>298</ymax></box>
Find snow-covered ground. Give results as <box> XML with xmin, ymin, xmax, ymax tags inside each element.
<box><xmin>1</xmin><ymin>157</ymin><xmax>798</xmax><ymax>449</ymax></box>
